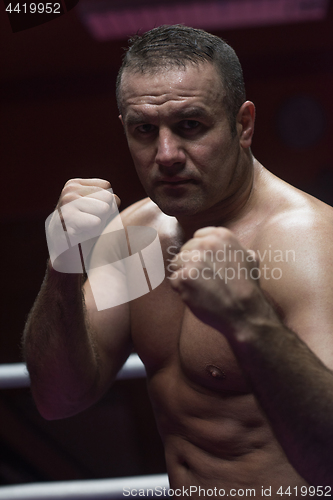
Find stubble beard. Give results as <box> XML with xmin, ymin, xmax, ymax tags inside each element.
<box><xmin>149</xmin><ymin>187</ymin><xmax>210</xmax><ymax>218</ymax></box>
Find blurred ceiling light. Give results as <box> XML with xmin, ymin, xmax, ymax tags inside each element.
<box><xmin>77</xmin><ymin>0</ymin><xmax>330</xmax><ymax>41</ymax></box>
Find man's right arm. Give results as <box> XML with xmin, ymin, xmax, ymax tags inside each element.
<box><xmin>22</xmin><ymin>179</ymin><xmax>132</xmax><ymax>420</ymax></box>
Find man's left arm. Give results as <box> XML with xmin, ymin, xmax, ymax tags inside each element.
<box><xmin>170</xmin><ymin>225</ymin><xmax>333</xmax><ymax>488</ymax></box>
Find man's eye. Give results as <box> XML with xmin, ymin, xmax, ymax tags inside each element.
<box><xmin>181</xmin><ymin>120</ymin><xmax>200</xmax><ymax>130</ymax></box>
<box><xmin>137</xmin><ymin>124</ymin><xmax>156</xmax><ymax>133</ymax></box>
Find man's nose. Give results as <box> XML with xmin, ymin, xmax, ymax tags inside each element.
<box><xmin>155</xmin><ymin>128</ymin><xmax>186</xmax><ymax>167</ymax></box>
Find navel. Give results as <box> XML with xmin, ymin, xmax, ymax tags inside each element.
<box><xmin>206</xmin><ymin>364</ymin><xmax>226</xmax><ymax>380</ymax></box>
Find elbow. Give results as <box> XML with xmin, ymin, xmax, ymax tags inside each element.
<box><xmin>31</xmin><ymin>387</ymin><xmax>89</xmax><ymax>421</ymax></box>
<box><xmin>33</xmin><ymin>398</ymin><xmax>75</xmax><ymax>421</ymax></box>
<box><xmin>34</xmin><ymin>399</ymin><xmax>88</xmax><ymax>421</ymax></box>
<box><xmin>35</xmin><ymin>402</ymin><xmax>71</xmax><ymax>421</ymax></box>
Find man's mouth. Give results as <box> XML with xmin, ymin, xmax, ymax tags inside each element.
<box><xmin>157</xmin><ymin>177</ymin><xmax>195</xmax><ymax>185</ymax></box>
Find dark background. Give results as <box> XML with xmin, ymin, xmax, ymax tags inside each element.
<box><xmin>0</xmin><ymin>0</ymin><xmax>332</xmax><ymax>487</ymax></box>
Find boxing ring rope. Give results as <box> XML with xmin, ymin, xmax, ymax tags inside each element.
<box><xmin>0</xmin><ymin>355</ymin><xmax>169</xmax><ymax>499</ymax></box>
<box><xmin>0</xmin><ymin>353</ymin><xmax>146</xmax><ymax>389</ymax></box>
<box><xmin>0</xmin><ymin>474</ymin><xmax>169</xmax><ymax>499</ymax></box>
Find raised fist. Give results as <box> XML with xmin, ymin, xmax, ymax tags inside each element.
<box><xmin>169</xmin><ymin>227</ymin><xmax>266</xmax><ymax>336</ymax></box>
<box><xmin>46</xmin><ymin>178</ymin><xmax>120</xmax><ymax>273</ymax></box>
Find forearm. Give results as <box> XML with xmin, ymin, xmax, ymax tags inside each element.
<box><xmin>171</xmin><ymin>226</ymin><xmax>333</xmax><ymax>486</ymax></box>
<box><xmin>229</xmin><ymin>315</ymin><xmax>333</xmax><ymax>487</ymax></box>
<box><xmin>23</xmin><ymin>262</ymin><xmax>102</xmax><ymax>420</ymax></box>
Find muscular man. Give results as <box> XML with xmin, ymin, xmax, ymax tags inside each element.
<box><xmin>23</xmin><ymin>25</ymin><xmax>333</xmax><ymax>496</ymax></box>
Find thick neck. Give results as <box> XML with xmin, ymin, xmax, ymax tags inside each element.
<box><xmin>175</xmin><ymin>156</ymin><xmax>257</xmax><ymax>241</ymax></box>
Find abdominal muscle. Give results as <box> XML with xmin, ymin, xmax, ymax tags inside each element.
<box><xmin>146</xmin><ymin>361</ymin><xmax>308</xmax><ymax>500</ymax></box>
<box><xmin>130</xmin><ymin>279</ymin><xmax>308</xmax><ymax>500</ymax></box>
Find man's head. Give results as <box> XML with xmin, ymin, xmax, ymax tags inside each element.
<box><xmin>116</xmin><ymin>25</ymin><xmax>246</xmax><ymax>135</ymax></box>
<box><xmin>117</xmin><ymin>25</ymin><xmax>255</xmax><ymax>220</ymax></box>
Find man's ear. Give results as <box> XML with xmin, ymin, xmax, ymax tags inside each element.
<box><xmin>236</xmin><ymin>101</ymin><xmax>255</xmax><ymax>149</ymax></box>
<box><xmin>119</xmin><ymin>115</ymin><xmax>124</xmax><ymax>126</ymax></box>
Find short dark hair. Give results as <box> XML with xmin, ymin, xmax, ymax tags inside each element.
<box><xmin>116</xmin><ymin>24</ymin><xmax>246</xmax><ymax>133</ymax></box>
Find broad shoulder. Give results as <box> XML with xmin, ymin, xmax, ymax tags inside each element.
<box><xmin>255</xmin><ymin>190</ymin><xmax>333</xmax><ymax>310</ymax></box>
<box><xmin>251</xmin><ymin>174</ymin><xmax>333</xmax><ymax>363</ymax></box>
<box><xmin>251</xmin><ymin>168</ymin><xmax>333</xmax><ymax>251</ymax></box>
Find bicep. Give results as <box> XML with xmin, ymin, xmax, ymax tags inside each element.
<box><xmin>273</xmin><ymin>245</ymin><xmax>333</xmax><ymax>369</ymax></box>
<box><xmin>284</xmin><ymin>295</ymin><xmax>333</xmax><ymax>370</ymax></box>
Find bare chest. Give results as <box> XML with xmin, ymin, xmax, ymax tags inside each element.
<box><xmin>130</xmin><ymin>276</ymin><xmax>250</xmax><ymax>394</ymax></box>
<box><xmin>128</xmin><ymin>213</ymin><xmax>284</xmax><ymax>395</ymax></box>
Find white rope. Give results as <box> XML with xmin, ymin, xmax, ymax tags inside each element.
<box><xmin>116</xmin><ymin>353</ymin><xmax>146</xmax><ymax>381</ymax></box>
<box><xmin>0</xmin><ymin>363</ymin><xmax>30</xmax><ymax>389</ymax></box>
<box><xmin>0</xmin><ymin>474</ymin><xmax>169</xmax><ymax>499</ymax></box>
<box><xmin>0</xmin><ymin>354</ymin><xmax>145</xmax><ymax>389</ymax></box>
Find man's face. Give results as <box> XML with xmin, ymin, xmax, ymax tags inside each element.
<box><xmin>119</xmin><ymin>62</ymin><xmax>245</xmax><ymax>218</ymax></box>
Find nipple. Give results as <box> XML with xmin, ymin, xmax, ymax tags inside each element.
<box><xmin>206</xmin><ymin>365</ymin><xmax>226</xmax><ymax>380</ymax></box>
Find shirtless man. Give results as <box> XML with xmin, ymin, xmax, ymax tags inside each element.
<box><xmin>23</xmin><ymin>25</ymin><xmax>333</xmax><ymax>497</ymax></box>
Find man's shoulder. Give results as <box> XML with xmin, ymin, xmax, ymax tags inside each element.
<box><xmin>253</xmin><ymin>169</ymin><xmax>333</xmax><ymax>249</ymax></box>
<box><xmin>251</xmin><ymin>175</ymin><xmax>333</xmax><ymax>339</ymax></box>
<box><xmin>268</xmin><ymin>192</ymin><xmax>333</xmax><ymax>242</ymax></box>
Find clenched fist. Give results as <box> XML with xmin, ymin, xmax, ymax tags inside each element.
<box><xmin>169</xmin><ymin>227</ymin><xmax>269</xmax><ymax>336</ymax></box>
<box><xmin>46</xmin><ymin>178</ymin><xmax>120</xmax><ymax>273</ymax></box>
